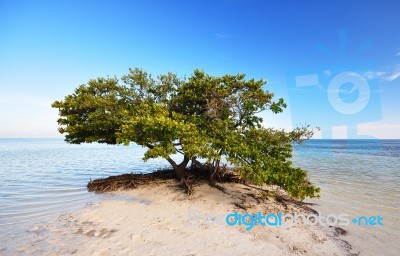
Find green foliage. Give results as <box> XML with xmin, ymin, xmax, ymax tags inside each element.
<box><xmin>52</xmin><ymin>68</ymin><xmax>320</xmax><ymax>199</ymax></box>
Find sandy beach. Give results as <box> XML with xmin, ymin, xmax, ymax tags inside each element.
<box><xmin>9</xmin><ymin>179</ymin><xmax>358</xmax><ymax>256</ymax></box>
<box><xmin>2</xmin><ymin>1</ymin><xmax>400</xmax><ymax>255</ymax></box>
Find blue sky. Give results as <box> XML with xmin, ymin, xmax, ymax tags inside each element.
<box><xmin>0</xmin><ymin>0</ymin><xmax>399</xmax><ymax>138</ymax></box>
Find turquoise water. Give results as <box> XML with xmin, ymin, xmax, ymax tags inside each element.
<box><xmin>0</xmin><ymin>139</ymin><xmax>399</xmax><ymax>254</ymax></box>
<box><xmin>0</xmin><ymin>139</ymin><xmax>176</xmax><ymax>232</ymax></box>
<box><xmin>293</xmin><ymin>140</ymin><xmax>400</xmax><ymax>255</ymax></box>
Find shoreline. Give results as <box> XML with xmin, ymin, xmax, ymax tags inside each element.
<box><xmin>9</xmin><ymin>180</ymin><xmax>357</xmax><ymax>256</ymax></box>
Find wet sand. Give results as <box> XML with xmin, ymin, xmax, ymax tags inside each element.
<box><xmin>6</xmin><ymin>180</ymin><xmax>356</xmax><ymax>256</ymax></box>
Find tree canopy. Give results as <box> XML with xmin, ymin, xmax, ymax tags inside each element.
<box><xmin>52</xmin><ymin>68</ymin><xmax>320</xmax><ymax>199</ymax></box>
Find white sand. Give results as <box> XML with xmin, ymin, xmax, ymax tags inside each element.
<box><xmin>16</xmin><ymin>180</ymin><xmax>356</xmax><ymax>255</ymax></box>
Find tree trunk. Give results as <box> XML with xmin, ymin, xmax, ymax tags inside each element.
<box><xmin>166</xmin><ymin>155</ymin><xmax>190</xmax><ymax>179</ymax></box>
<box><xmin>191</xmin><ymin>157</ymin><xmax>209</xmax><ymax>172</ymax></box>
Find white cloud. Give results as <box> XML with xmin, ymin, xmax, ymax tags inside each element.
<box><xmin>384</xmin><ymin>65</ymin><xmax>400</xmax><ymax>81</ymax></box>
<box><xmin>362</xmin><ymin>65</ymin><xmax>400</xmax><ymax>82</ymax></box>
<box><xmin>385</xmin><ymin>71</ymin><xmax>400</xmax><ymax>81</ymax></box>
<box><xmin>363</xmin><ymin>71</ymin><xmax>387</xmax><ymax>80</ymax></box>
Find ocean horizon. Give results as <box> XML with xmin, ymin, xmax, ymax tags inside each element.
<box><xmin>1</xmin><ymin>138</ymin><xmax>399</xmax><ymax>255</ymax></box>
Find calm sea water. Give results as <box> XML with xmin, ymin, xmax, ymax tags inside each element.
<box><xmin>293</xmin><ymin>139</ymin><xmax>400</xmax><ymax>255</ymax></box>
<box><xmin>0</xmin><ymin>139</ymin><xmax>399</xmax><ymax>255</ymax></box>
<box><xmin>0</xmin><ymin>139</ymin><xmax>176</xmax><ymax>241</ymax></box>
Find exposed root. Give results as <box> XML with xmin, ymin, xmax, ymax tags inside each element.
<box><xmin>330</xmin><ymin>226</ymin><xmax>348</xmax><ymax>236</ymax></box>
<box><xmin>88</xmin><ymin>166</ymin><xmax>244</xmax><ymax>193</ymax></box>
<box><xmin>87</xmin><ymin>169</ymin><xmax>318</xmax><ymax>216</ymax></box>
<box><xmin>275</xmin><ymin>195</ymin><xmax>318</xmax><ymax>214</ymax></box>
<box><xmin>233</xmin><ymin>201</ymin><xmax>247</xmax><ymax>211</ymax></box>
<box><xmin>181</xmin><ymin>175</ymin><xmax>194</xmax><ymax>195</ymax></box>
<box><xmin>87</xmin><ymin>168</ymin><xmax>317</xmax><ymax>216</ymax></box>
<box><xmin>87</xmin><ymin>169</ymin><xmax>174</xmax><ymax>192</ymax></box>
<box><xmin>208</xmin><ymin>182</ymin><xmax>227</xmax><ymax>194</ymax></box>
<box><xmin>246</xmin><ymin>193</ymin><xmax>261</xmax><ymax>204</ymax></box>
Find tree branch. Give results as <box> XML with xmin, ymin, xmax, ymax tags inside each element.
<box><xmin>166</xmin><ymin>157</ymin><xmax>178</xmax><ymax>169</ymax></box>
<box><xmin>179</xmin><ymin>155</ymin><xmax>190</xmax><ymax>168</ymax></box>
<box><xmin>174</xmin><ymin>146</ymin><xmax>184</xmax><ymax>155</ymax></box>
